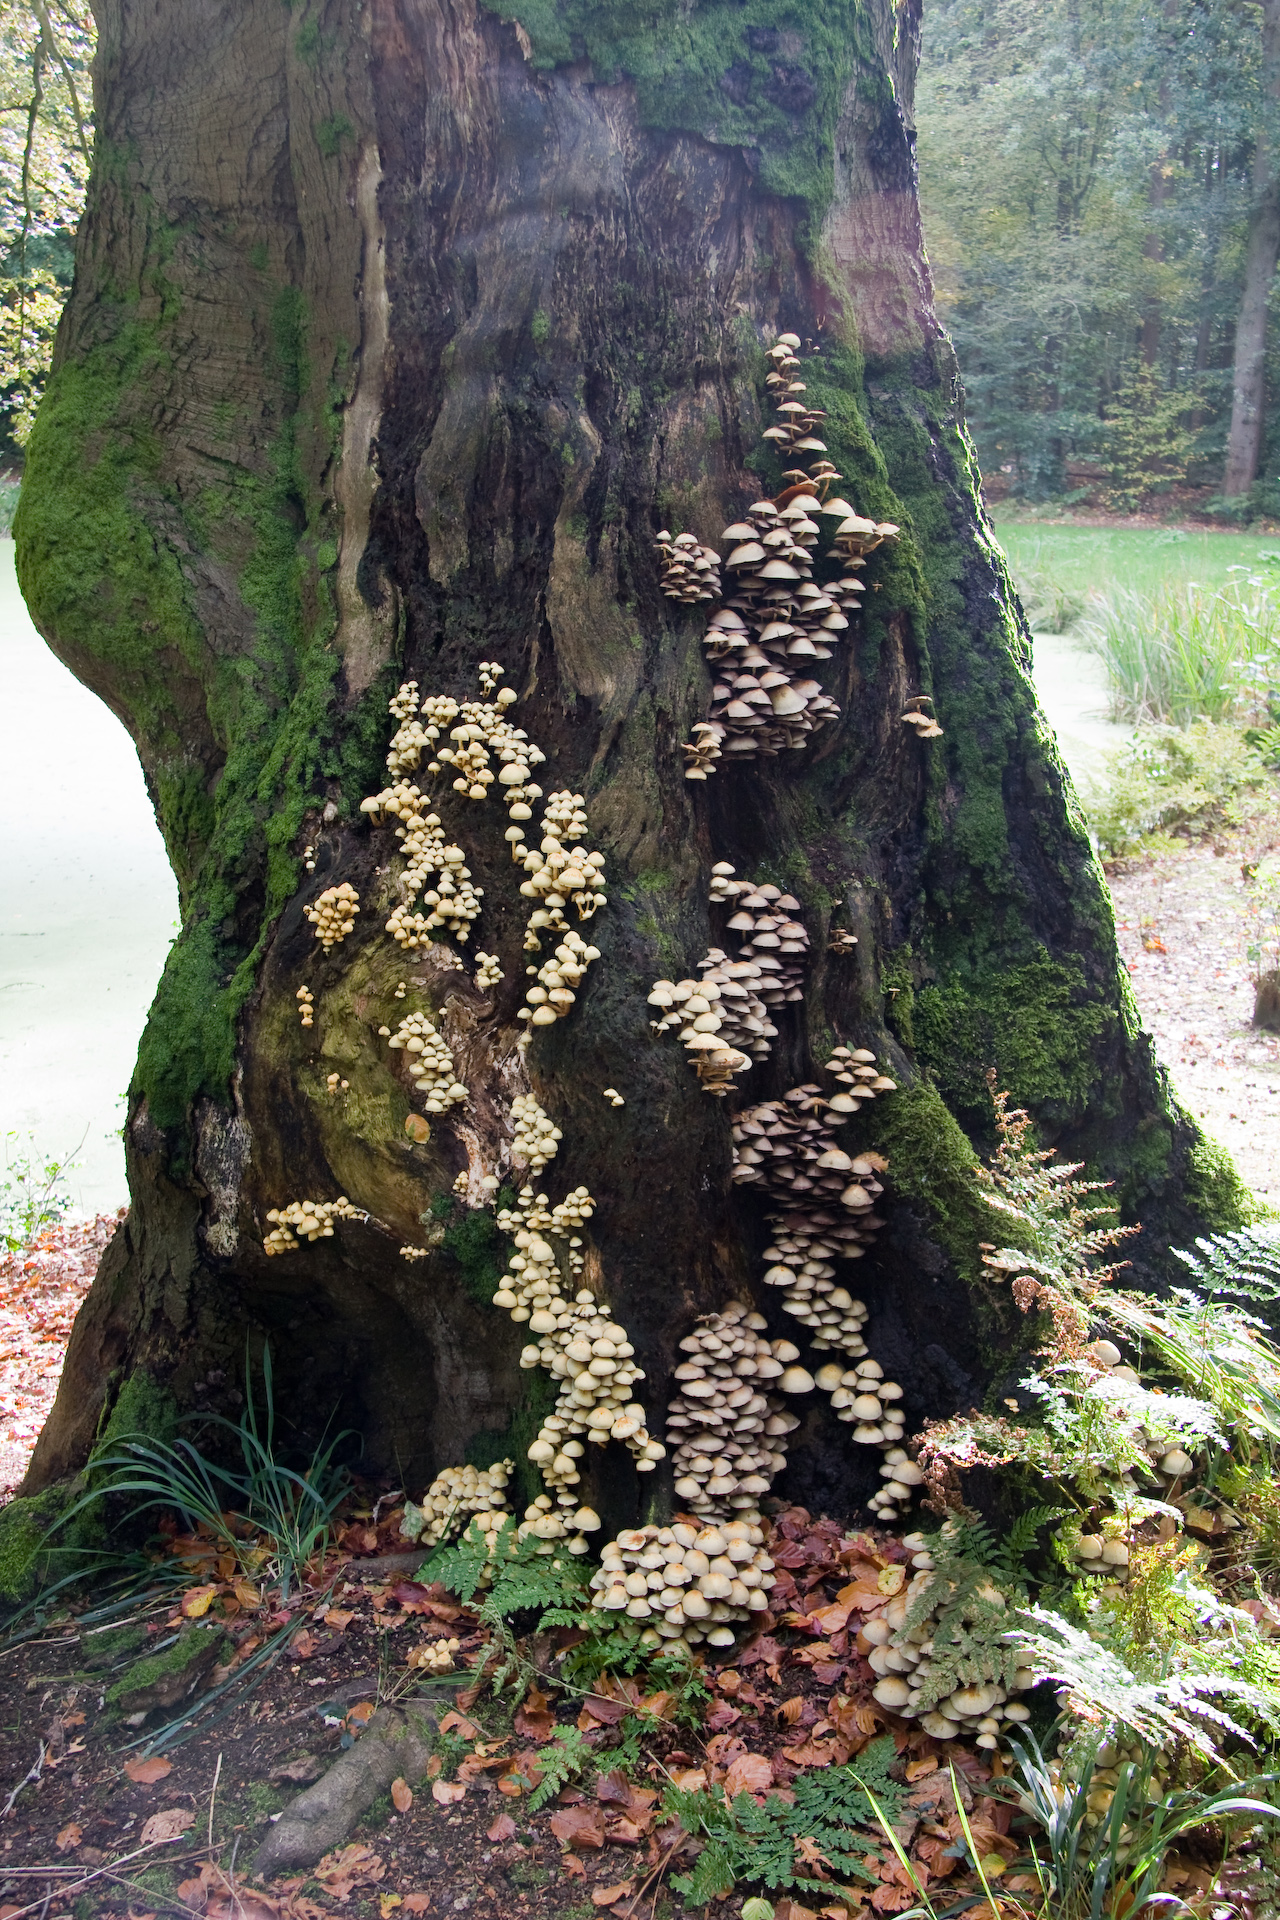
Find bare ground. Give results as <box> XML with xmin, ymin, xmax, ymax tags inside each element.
<box><xmin>1106</xmin><ymin>809</ymin><xmax>1280</xmax><ymax>1209</ymax></box>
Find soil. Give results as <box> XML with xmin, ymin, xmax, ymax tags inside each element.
<box><xmin>0</xmin><ymin>1513</ymin><xmax>1039</xmax><ymax>1920</ymax></box>
<box><xmin>1106</xmin><ymin>810</ymin><xmax>1280</xmax><ymax>1207</ymax></box>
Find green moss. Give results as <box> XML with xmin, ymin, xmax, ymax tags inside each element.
<box><xmin>314</xmin><ymin>113</ymin><xmax>353</xmax><ymax>157</ymax></box>
<box><xmin>0</xmin><ymin>1488</ymin><xmax>66</xmax><ymax>1604</ymax></box>
<box><xmin>913</xmin><ymin>953</ymin><xmax>1117</xmax><ymax>1130</ymax></box>
<box><xmin>1182</xmin><ymin>1135</ymin><xmax>1260</xmax><ymax>1233</ymax></box>
<box><xmin>441</xmin><ymin>1203</ymin><xmax>511</xmax><ymax>1308</ymax></box>
<box><xmin>467</xmin><ymin>1371</ymin><xmax>558</xmax><ymax>1512</ymax></box>
<box><xmin>96</xmin><ymin>1370</ymin><xmax>178</xmax><ymax>1454</ymax></box>
<box><xmin>879</xmin><ymin>947</ymin><xmax>916</xmax><ymax>1050</ymax></box>
<box><xmin>532</xmin><ymin>308</ymin><xmax>551</xmax><ymax>344</ymax></box>
<box><xmin>868</xmin><ymin>1079</ymin><xmax>989</xmax><ymax>1283</ymax></box>
<box><xmin>476</xmin><ymin>0</ymin><xmax>878</xmax><ymax>240</ymax></box>
<box><xmin>105</xmin><ymin>1620</ymin><xmax>228</xmax><ymax>1707</ymax></box>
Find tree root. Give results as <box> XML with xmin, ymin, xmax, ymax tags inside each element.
<box><xmin>252</xmin><ymin>1702</ymin><xmax>439</xmax><ymax>1876</ymax></box>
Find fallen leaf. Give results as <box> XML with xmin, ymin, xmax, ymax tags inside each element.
<box><xmin>176</xmin><ymin>1880</ymin><xmax>208</xmax><ymax>1911</ymax></box>
<box><xmin>905</xmin><ymin>1757</ymin><xmax>938</xmax><ymax>1782</ymax></box>
<box><xmin>603</xmin><ymin>1814</ymin><xmax>651</xmax><ymax>1845</ymax></box>
<box><xmin>380</xmin><ymin>1898</ymin><xmax>403</xmax><ymax>1918</ymax></box>
<box><xmin>344</xmin><ymin>1700</ymin><xmax>376</xmax><ymax>1732</ymax></box>
<box><xmin>592</xmin><ymin>1884</ymin><xmax>637</xmax><ymax>1908</ymax></box>
<box><xmin>515</xmin><ymin>1683</ymin><xmax>556</xmax><ymax>1743</ymax></box>
<box><xmin>233</xmin><ymin>1580</ymin><xmax>261</xmax><ymax>1609</ymax></box>
<box><xmin>561</xmin><ymin>1856</ymin><xmax>587</xmax><ymax>1880</ymax></box>
<box><xmin>705</xmin><ymin>1700</ymin><xmax>742</xmax><ymax>1731</ymax></box>
<box><xmin>55</xmin><ymin>1823</ymin><xmax>82</xmax><ymax>1853</ymax></box>
<box><xmin>432</xmin><ymin>1779</ymin><xmax>467</xmax><ymax>1805</ymax></box>
<box><xmin>391</xmin><ymin>1777</ymin><xmax>413</xmax><ymax>1813</ymax></box>
<box><xmin>62</xmin><ymin>1711</ymin><xmax>85</xmax><ymax>1728</ymax></box>
<box><xmin>438</xmin><ymin>1710</ymin><xmax>481</xmax><ymax>1741</ymax></box>
<box><xmin>140</xmin><ymin>1807</ymin><xmax>197</xmax><ymax>1845</ymax></box>
<box><xmin>291</xmin><ymin>1629</ymin><xmax>318</xmax><ymax>1660</ymax></box>
<box><xmin>313</xmin><ymin>1844</ymin><xmax>386</xmax><ymax>1902</ymax></box>
<box><xmin>124</xmin><ymin>1756</ymin><xmax>173</xmax><ymax>1786</ymax></box>
<box><xmin>723</xmin><ymin>1752</ymin><xmax>774</xmax><ymax>1798</ymax></box>
<box><xmin>487</xmin><ymin>1810</ymin><xmax>518</xmax><ymax>1841</ymax></box>
<box><xmin>578</xmin><ymin>1693</ymin><xmax>627</xmax><ymax>1727</ymax></box>
<box><xmin>497</xmin><ymin>1772</ymin><xmax>525</xmax><ymax>1796</ymax></box>
<box><xmin>325</xmin><ymin>1608</ymin><xmax>355</xmax><ymax>1632</ymax></box>
<box><xmin>550</xmin><ymin>1804</ymin><xmax>605</xmax><ymax>1851</ymax></box>
<box><xmin>181</xmin><ymin>1583</ymin><xmax>219</xmax><ymax>1618</ymax></box>
<box><xmin>778</xmin><ymin>1696</ymin><xmax>807</xmax><ymax>1726</ymax></box>
<box><xmin>403</xmin><ymin>1899</ymin><xmax>432</xmax><ymax>1915</ymax></box>
<box><xmin>668</xmin><ymin>1767</ymin><xmax>707</xmax><ymax>1791</ymax></box>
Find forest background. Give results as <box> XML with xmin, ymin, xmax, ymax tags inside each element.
<box><xmin>5</xmin><ymin>2</ymin><xmax>1280</xmax><ymax>523</ymax></box>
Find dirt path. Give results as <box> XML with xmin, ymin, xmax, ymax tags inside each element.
<box><xmin>1107</xmin><ymin>819</ymin><xmax>1280</xmax><ymax>1209</ymax></box>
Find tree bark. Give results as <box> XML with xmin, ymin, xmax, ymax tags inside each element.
<box><xmin>1223</xmin><ymin>0</ymin><xmax>1280</xmax><ymax>499</ymax></box>
<box><xmin>13</xmin><ymin>0</ymin><xmax>1247</xmax><ymax>1528</ymax></box>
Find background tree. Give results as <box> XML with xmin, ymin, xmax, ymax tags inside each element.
<box><xmin>11</xmin><ymin>0</ymin><xmax>1247</xmax><ymax>1531</ymax></box>
<box><xmin>917</xmin><ymin>0</ymin><xmax>1277</xmax><ymax>509</ymax></box>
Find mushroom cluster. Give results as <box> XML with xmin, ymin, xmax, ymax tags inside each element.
<box><xmin>1070</xmin><ymin>1531</ymin><xmax>1132</xmax><ymax>1580</ymax></box>
<box><xmin>647</xmin><ymin>974</ymin><xmax>751</xmax><ymax>1095</ymax></box>
<box><xmin>407</xmin><ymin>1637</ymin><xmax>462</xmax><ymax>1672</ymax></box>
<box><xmin>515</xmin><ymin>809</ymin><xmax>607</xmax><ymax>933</ymax></box>
<box><xmin>362</xmin><ymin>793</ymin><xmax>484</xmax><ymax>950</ymax></box>
<box><xmin>510</xmin><ymin>1092</ymin><xmax>562</xmax><ymax>1173</ymax></box>
<box><xmin>1043</xmin><ymin>1740</ymin><xmax>1170</xmax><ymax>1831</ymax></box>
<box><xmin>378</xmin><ymin>1011</ymin><xmax>467</xmax><ymax>1114</ymax></box>
<box><xmin>867</xmin><ymin>1563</ymin><xmax>1034</xmax><ymax>1747</ymax></box>
<box><xmin>654</xmin><ymin>531</ymin><xmax>722</xmax><ymax>603</ymax></box>
<box><xmin>868</xmin><ymin>1449</ymin><xmax>926</xmax><ymax>1521</ymax></box>
<box><xmin>588</xmin><ymin>1519</ymin><xmax>776</xmax><ymax>1652</ymax></box>
<box><xmin>519</xmin><ymin>928</ymin><xmax>603</xmax><ymax>1028</ymax></box>
<box><xmin>675</xmin><ymin>334</ymin><xmax>898</xmax><ymax>780</ymax></box>
<box><xmin>400</xmin><ymin>1459</ymin><xmax>514</xmax><ymax>1549</ymax></box>
<box><xmin>821</xmin><ymin>1046</ymin><xmax>899</xmax><ymax>1114</ymax></box>
<box><xmin>648</xmin><ymin>869</ymin><xmax>812</xmax><ymax>1095</ymax></box>
<box><xmin>810</xmin><ymin>1357</ymin><xmax>906</xmax><ymax>1445</ymax></box>
<box><xmin>263</xmin><ymin>1196</ymin><xmax>365</xmax><ymax>1255</ymax></box>
<box><xmin>519</xmin><ymin>1296</ymin><xmax>662</xmax><ymax>1503</ymax></box>
<box><xmin>901</xmin><ymin>696</ymin><xmax>943</xmax><ymax>740</ymax></box>
<box><xmin>602</xmin><ymin>1087</ymin><xmax>625</xmax><ymax>1107</ymax></box>
<box><xmin>1084</xmin><ymin>1337</ymin><xmax>1203</xmax><ymax>1513</ymax></box>
<box><xmin>296</xmin><ymin>985</ymin><xmax>314</xmax><ymax>1028</ymax></box>
<box><xmin>304</xmin><ymin>882</ymin><xmax>360</xmax><ymax>951</ymax></box>
<box><xmin>712</xmin><ymin>871</ymin><xmax>810</xmax><ymax>999</ymax></box>
<box><xmin>665</xmin><ymin>1304</ymin><xmax>799</xmax><ymax>1516</ymax></box>
<box><xmin>380</xmin><ymin>673</ymin><xmax>532</xmax><ymax>798</ymax></box>
<box><xmin>474</xmin><ymin>951</ymin><xmax>504</xmax><ymax>991</ymax></box>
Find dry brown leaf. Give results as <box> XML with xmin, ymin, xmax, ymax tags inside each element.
<box><xmin>432</xmin><ymin>1779</ymin><xmax>467</xmax><ymax>1805</ymax></box>
<box><xmin>778</xmin><ymin>1695</ymin><xmax>808</xmax><ymax>1725</ymax></box>
<box><xmin>592</xmin><ymin>1883</ymin><xmax>637</xmax><ymax>1908</ymax></box>
<box><xmin>905</xmin><ymin>1757</ymin><xmax>938</xmax><ymax>1782</ymax></box>
<box><xmin>723</xmin><ymin>1752</ymin><xmax>773</xmax><ymax>1798</ymax></box>
<box><xmin>486</xmin><ymin>1811</ymin><xmax>518</xmax><ymax>1842</ymax></box>
<box><xmin>176</xmin><ymin>1878</ymin><xmax>208</xmax><ymax>1911</ymax></box>
<box><xmin>325</xmin><ymin>1608</ymin><xmax>355</xmax><ymax>1632</ymax></box>
<box><xmin>140</xmin><ymin>1807</ymin><xmax>197</xmax><ymax>1846</ymax></box>
<box><xmin>515</xmin><ymin>1683</ymin><xmax>556</xmax><ymax>1743</ymax></box>
<box><xmin>550</xmin><ymin>1804</ymin><xmax>605</xmax><ymax>1851</ymax></box>
<box><xmin>391</xmin><ymin>1777</ymin><xmax>413</xmax><ymax>1813</ymax></box>
<box><xmin>438</xmin><ymin>1710</ymin><xmax>481</xmax><ymax>1741</ymax></box>
<box><xmin>181</xmin><ymin>1583</ymin><xmax>219</xmax><ymax>1618</ymax></box>
<box><xmin>668</xmin><ymin>1767</ymin><xmax>706</xmax><ymax>1791</ymax></box>
<box><xmin>55</xmin><ymin>1823</ymin><xmax>82</xmax><ymax>1853</ymax></box>
<box><xmin>124</xmin><ymin>1756</ymin><xmax>173</xmax><ymax>1786</ymax></box>
<box><xmin>403</xmin><ymin>1898</ymin><xmax>432</xmax><ymax>1914</ymax></box>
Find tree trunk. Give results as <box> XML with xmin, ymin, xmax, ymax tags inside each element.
<box><xmin>1223</xmin><ymin>0</ymin><xmax>1280</xmax><ymax>499</ymax></box>
<box><xmin>13</xmin><ymin>0</ymin><xmax>1246</xmax><ymax>1533</ymax></box>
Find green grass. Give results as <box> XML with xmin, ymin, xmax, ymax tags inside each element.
<box><xmin>993</xmin><ymin>520</ymin><xmax>1278</xmax><ymax>619</ymax></box>
<box><xmin>1077</xmin><ymin>578</ymin><xmax>1280</xmax><ymax>727</ymax></box>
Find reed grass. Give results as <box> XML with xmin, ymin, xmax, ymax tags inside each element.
<box><xmin>1078</xmin><ymin>574</ymin><xmax>1280</xmax><ymax>726</ymax></box>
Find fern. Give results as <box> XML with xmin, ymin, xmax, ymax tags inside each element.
<box><xmin>1172</xmin><ymin>1226</ymin><xmax>1280</xmax><ymax>1305</ymax></box>
<box><xmin>899</xmin><ymin>1522</ymin><xmax>1024</xmax><ymax>1712</ymax></box>
<box><xmin>1016</xmin><ymin>1605</ymin><xmax>1280</xmax><ymax>1759</ymax></box>
<box><xmin>526</xmin><ymin>1723</ymin><xmax>595</xmax><ymax>1812</ymax></box>
<box><xmin>988</xmin><ymin>1502</ymin><xmax>1067</xmax><ymax>1589</ymax></box>
<box><xmin>666</xmin><ymin>1741</ymin><xmax>904</xmax><ymax>1907</ymax></box>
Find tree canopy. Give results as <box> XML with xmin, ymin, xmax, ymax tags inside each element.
<box><xmin>917</xmin><ymin>0</ymin><xmax>1280</xmax><ymax>507</ymax></box>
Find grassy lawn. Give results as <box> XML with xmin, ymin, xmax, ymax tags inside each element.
<box><xmin>990</xmin><ymin>518</ymin><xmax>1277</xmax><ymax>606</ymax></box>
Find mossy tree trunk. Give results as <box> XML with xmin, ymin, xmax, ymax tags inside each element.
<box><xmin>15</xmin><ymin>0</ymin><xmax>1246</xmax><ymax>1520</ymax></box>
